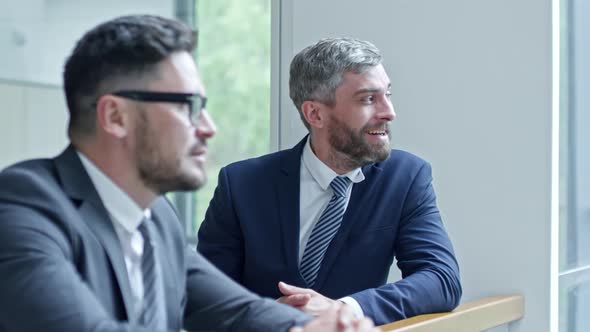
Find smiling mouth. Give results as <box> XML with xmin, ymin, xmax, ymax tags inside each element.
<box><xmin>366</xmin><ymin>129</ymin><xmax>388</xmax><ymax>136</ymax></box>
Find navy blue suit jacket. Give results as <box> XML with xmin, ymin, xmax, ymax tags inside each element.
<box><xmin>198</xmin><ymin>138</ymin><xmax>462</xmax><ymax>325</ymax></box>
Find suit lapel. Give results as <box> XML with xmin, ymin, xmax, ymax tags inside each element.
<box><xmin>150</xmin><ymin>203</ymin><xmax>179</xmax><ymax>329</ymax></box>
<box><xmin>277</xmin><ymin>138</ymin><xmax>307</xmax><ymax>279</ymax></box>
<box><xmin>54</xmin><ymin>145</ymin><xmax>135</xmax><ymax>320</ymax></box>
<box><xmin>313</xmin><ymin>163</ymin><xmax>383</xmax><ymax>290</ymax></box>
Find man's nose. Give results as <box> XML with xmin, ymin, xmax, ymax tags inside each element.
<box><xmin>379</xmin><ymin>99</ymin><xmax>396</xmax><ymax>122</ymax></box>
<box><xmin>195</xmin><ymin>110</ymin><xmax>217</xmax><ymax>139</ymax></box>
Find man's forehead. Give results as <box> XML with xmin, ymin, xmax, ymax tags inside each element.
<box><xmin>148</xmin><ymin>53</ymin><xmax>204</xmax><ymax>94</ymax></box>
<box><xmin>340</xmin><ymin>66</ymin><xmax>391</xmax><ymax>92</ymax></box>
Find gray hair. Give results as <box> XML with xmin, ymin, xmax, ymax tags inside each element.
<box><xmin>289</xmin><ymin>37</ymin><xmax>382</xmax><ymax>130</ymax></box>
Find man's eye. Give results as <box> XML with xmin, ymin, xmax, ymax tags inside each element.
<box><xmin>361</xmin><ymin>95</ymin><xmax>375</xmax><ymax>104</ymax></box>
<box><xmin>386</xmin><ymin>91</ymin><xmax>392</xmax><ymax>98</ymax></box>
<box><xmin>176</xmin><ymin>102</ymin><xmax>190</xmax><ymax>113</ymax></box>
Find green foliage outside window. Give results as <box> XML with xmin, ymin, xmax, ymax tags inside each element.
<box><xmin>193</xmin><ymin>0</ymin><xmax>271</xmax><ymax>229</ymax></box>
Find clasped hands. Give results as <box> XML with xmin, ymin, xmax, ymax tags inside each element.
<box><xmin>277</xmin><ymin>282</ymin><xmax>379</xmax><ymax>332</ymax></box>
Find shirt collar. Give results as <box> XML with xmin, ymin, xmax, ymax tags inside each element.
<box><xmin>302</xmin><ymin>136</ymin><xmax>365</xmax><ymax>191</ymax></box>
<box><xmin>77</xmin><ymin>151</ymin><xmax>149</xmax><ymax>233</ymax></box>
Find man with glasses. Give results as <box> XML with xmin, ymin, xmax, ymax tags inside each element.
<box><xmin>0</xmin><ymin>15</ymin><xmax>378</xmax><ymax>332</ymax></box>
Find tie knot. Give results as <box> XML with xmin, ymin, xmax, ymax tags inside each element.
<box><xmin>330</xmin><ymin>176</ymin><xmax>350</xmax><ymax>198</ymax></box>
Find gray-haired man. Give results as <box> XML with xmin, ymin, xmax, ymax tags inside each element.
<box><xmin>199</xmin><ymin>37</ymin><xmax>462</xmax><ymax>325</ymax></box>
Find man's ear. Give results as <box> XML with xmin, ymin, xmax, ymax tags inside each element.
<box><xmin>95</xmin><ymin>95</ymin><xmax>130</xmax><ymax>139</ymax></box>
<box><xmin>301</xmin><ymin>100</ymin><xmax>326</xmax><ymax>129</ymax></box>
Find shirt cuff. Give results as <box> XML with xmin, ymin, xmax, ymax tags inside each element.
<box><xmin>339</xmin><ymin>296</ymin><xmax>364</xmax><ymax>319</ymax></box>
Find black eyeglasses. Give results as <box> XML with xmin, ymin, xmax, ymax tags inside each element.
<box><xmin>112</xmin><ymin>90</ymin><xmax>207</xmax><ymax>125</ymax></box>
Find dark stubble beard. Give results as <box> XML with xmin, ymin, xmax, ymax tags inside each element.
<box><xmin>135</xmin><ymin>111</ymin><xmax>204</xmax><ymax>194</ymax></box>
<box><xmin>327</xmin><ymin>115</ymin><xmax>391</xmax><ymax>170</ymax></box>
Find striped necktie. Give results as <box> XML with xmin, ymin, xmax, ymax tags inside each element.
<box><xmin>300</xmin><ymin>176</ymin><xmax>351</xmax><ymax>287</ymax></box>
<box><xmin>137</xmin><ymin>218</ymin><xmax>167</xmax><ymax>330</ymax></box>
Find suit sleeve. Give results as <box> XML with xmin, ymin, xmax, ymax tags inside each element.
<box><xmin>0</xmin><ymin>204</ymin><xmax>165</xmax><ymax>332</ymax></box>
<box><xmin>197</xmin><ymin>167</ymin><xmax>245</xmax><ymax>282</ymax></box>
<box><xmin>183</xmin><ymin>248</ymin><xmax>311</xmax><ymax>332</ymax></box>
<box><xmin>349</xmin><ymin>162</ymin><xmax>462</xmax><ymax>325</ymax></box>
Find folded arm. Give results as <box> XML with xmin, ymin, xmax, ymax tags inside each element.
<box><xmin>349</xmin><ymin>162</ymin><xmax>462</xmax><ymax>324</ymax></box>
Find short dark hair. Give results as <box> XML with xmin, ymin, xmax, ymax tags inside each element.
<box><xmin>289</xmin><ymin>37</ymin><xmax>382</xmax><ymax>130</ymax></box>
<box><xmin>63</xmin><ymin>15</ymin><xmax>196</xmax><ymax>140</ymax></box>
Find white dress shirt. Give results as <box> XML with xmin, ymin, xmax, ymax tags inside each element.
<box><xmin>78</xmin><ymin>152</ymin><xmax>152</xmax><ymax>316</ymax></box>
<box><xmin>299</xmin><ymin>137</ymin><xmax>365</xmax><ymax>317</ymax></box>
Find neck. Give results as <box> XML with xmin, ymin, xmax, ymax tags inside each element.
<box><xmin>309</xmin><ymin>134</ymin><xmax>356</xmax><ymax>175</ymax></box>
<box><xmin>75</xmin><ymin>141</ymin><xmax>156</xmax><ymax>209</ymax></box>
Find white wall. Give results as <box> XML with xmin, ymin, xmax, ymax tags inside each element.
<box><xmin>273</xmin><ymin>0</ymin><xmax>553</xmax><ymax>331</ymax></box>
<box><xmin>0</xmin><ymin>0</ymin><xmax>175</xmax><ymax>168</ymax></box>
<box><xmin>0</xmin><ymin>82</ymin><xmax>68</xmax><ymax>167</ymax></box>
<box><xmin>0</xmin><ymin>0</ymin><xmax>173</xmax><ymax>85</ymax></box>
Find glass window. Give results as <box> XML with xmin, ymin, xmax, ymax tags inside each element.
<box><xmin>559</xmin><ymin>0</ymin><xmax>590</xmax><ymax>330</ymax></box>
<box><xmin>173</xmin><ymin>0</ymin><xmax>271</xmax><ymax>243</ymax></box>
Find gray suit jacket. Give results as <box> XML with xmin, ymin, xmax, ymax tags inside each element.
<box><xmin>0</xmin><ymin>146</ymin><xmax>310</xmax><ymax>332</ymax></box>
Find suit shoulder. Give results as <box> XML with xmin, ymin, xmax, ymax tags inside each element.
<box><xmin>0</xmin><ymin>158</ymin><xmax>57</xmax><ymax>185</ymax></box>
<box><xmin>382</xmin><ymin>149</ymin><xmax>429</xmax><ymax>168</ymax></box>
<box><xmin>0</xmin><ymin>158</ymin><xmax>61</xmax><ymax>205</ymax></box>
<box><xmin>223</xmin><ymin>149</ymin><xmax>287</xmax><ymax>173</ymax></box>
<box><xmin>368</xmin><ymin>150</ymin><xmax>434</xmax><ymax>184</ymax></box>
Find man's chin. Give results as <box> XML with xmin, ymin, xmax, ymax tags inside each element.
<box><xmin>180</xmin><ymin>164</ymin><xmax>207</xmax><ymax>187</ymax></box>
<box><xmin>181</xmin><ymin>172</ymin><xmax>206</xmax><ymax>191</ymax></box>
<box><xmin>166</xmin><ymin>180</ymin><xmax>204</xmax><ymax>193</ymax></box>
<box><xmin>157</xmin><ymin>172</ymin><xmax>206</xmax><ymax>193</ymax></box>
<box><xmin>366</xmin><ymin>146</ymin><xmax>390</xmax><ymax>163</ymax></box>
